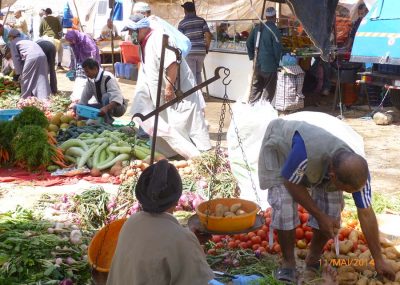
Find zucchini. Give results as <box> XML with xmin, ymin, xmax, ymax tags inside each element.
<box><xmin>92</xmin><ymin>142</ymin><xmax>109</xmax><ymax>169</ymax></box>
<box><xmin>65</xmin><ymin>147</ymin><xmax>85</xmax><ymax>157</ymax></box>
<box><xmin>60</xmin><ymin>139</ymin><xmax>89</xmax><ymax>151</ymax></box>
<box><xmin>77</xmin><ymin>144</ymin><xmax>98</xmax><ymax>168</ymax></box>
<box><xmin>97</xmin><ymin>153</ymin><xmax>130</xmax><ymax>170</ymax></box>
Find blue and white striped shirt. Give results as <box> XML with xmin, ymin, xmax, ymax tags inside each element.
<box><xmin>178</xmin><ymin>14</ymin><xmax>210</xmax><ymax>55</ymax></box>
<box><xmin>281</xmin><ymin>132</ymin><xmax>371</xmax><ymax>208</ymax></box>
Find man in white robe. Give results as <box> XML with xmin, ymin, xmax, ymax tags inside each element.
<box><xmin>124</xmin><ymin>17</ymin><xmax>211</xmax><ymax>159</ymax></box>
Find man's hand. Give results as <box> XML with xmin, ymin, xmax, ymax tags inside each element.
<box><xmin>316</xmin><ymin>213</ymin><xmax>340</xmax><ymax>238</ymax></box>
<box><xmin>375</xmin><ymin>259</ymin><xmax>396</xmax><ymax>281</ymax></box>
<box><xmin>165</xmin><ymin>85</ymin><xmax>175</xmax><ymax>102</ymax></box>
<box><xmin>99</xmin><ymin>105</ymin><xmax>109</xmax><ymax>116</ymax></box>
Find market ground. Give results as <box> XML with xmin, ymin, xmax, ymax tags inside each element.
<box><xmin>1</xmin><ymin>70</ymin><xmax>400</xmax><ymax>212</ymax></box>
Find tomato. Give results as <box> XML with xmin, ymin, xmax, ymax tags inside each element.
<box><xmin>248</xmin><ymin>232</ymin><xmax>256</xmax><ymax>239</ymax></box>
<box><xmin>295</xmin><ymin>227</ymin><xmax>304</xmax><ymax>239</ymax></box>
<box><xmin>339</xmin><ymin>227</ymin><xmax>352</xmax><ymax>238</ymax></box>
<box><xmin>215</xmin><ymin>242</ymin><xmax>224</xmax><ymax>249</ymax></box>
<box><xmin>227</xmin><ymin>241</ymin><xmax>236</xmax><ymax>249</ymax></box>
<box><xmin>233</xmin><ymin>234</ymin><xmax>241</xmax><ymax>240</ymax></box>
<box><xmin>338</xmin><ymin>233</ymin><xmax>344</xmax><ymax>241</ymax></box>
<box><xmin>300</xmin><ymin>213</ymin><xmax>309</xmax><ymax>224</ymax></box>
<box><xmin>261</xmin><ymin>240</ymin><xmax>268</xmax><ymax>248</ymax></box>
<box><xmin>207</xmin><ymin>248</ymin><xmax>217</xmax><ymax>255</ymax></box>
<box><xmin>265</xmin><ymin>217</ymin><xmax>272</xmax><ymax>226</ymax></box>
<box><xmin>296</xmin><ymin>239</ymin><xmax>307</xmax><ymax>249</ymax></box>
<box><xmin>352</xmin><ymin>241</ymin><xmax>358</xmax><ymax>251</ymax></box>
<box><xmin>302</xmin><ymin>223</ymin><xmax>312</xmax><ymax>231</ymax></box>
<box><xmin>304</xmin><ymin>231</ymin><xmax>313</xmax><ymax>242</ymax></box>
<box><xmin>246</xmin><ymin>240</ymin><xmax>253</xmax><ymax>248</ymax></box>
<box><xmin>347</xmin><ymin>219</ymin><xmax>359</xmax><ymax>229</ymax></box>
<box><xmin>239</xmin><ymin>242</ymin><xmax>248</xmax><ymax>249</ymax></box>
<box><xmin>298</xmin><ymin>205</ymin><xmax>306</xmax><ymax>213</ymax></box>
<box><xmin>234</xmin><ymin>240</ymin><xmax>241</xmax><ymax>247</ymax></box>
<box><xmin>272</xmin><ymin>243</ymin><xmax>281</xmax><ymax>253</ymax></box>
<box><xmin>251</xmin><ymin>236</ymin><xmax>262</xmax><ymax>245</ymax></box>
<box><xmin>258</xmin><ymin>246</ymin><xmax>267</xmax><ymax>253</ymax></box>
<box><xmin>261</xmin><ymin>225</ymin><xmax>269</xmax><ymax>232</ymax></box>
<box><xmin>211</xmin><ymin>235</ymin><xmax>222</xmax><ymax>243</ymax></box>
<box><xmin>240</xmin><ymin>234</ymin><xmax>249</xmax><ymax>242</ymax></box>
<box><xmin>252</xmin><ymin>244</ymin><xmax>260</xmax><ymax>251</ymax></box>
<box><xmin>257</xmin><ymin>229</ymin><xmax>267</xmax><ymax>239</ymax></box>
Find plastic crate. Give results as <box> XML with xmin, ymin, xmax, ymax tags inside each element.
<box><xmin>76</xmin><ymin>104</ymin><xmax>100</xmax><ymax>119</ymax></box>
<box><xmin>0</xmin><ymin>109</ymin><xmax>22</xmax><ymax>121</ymax></box>
<box><xmin>377</xmin><ymin>64</ymin><xmax>400</xmax><ymax>75</ymax></box>
<box><xmin>366</xmin><ymin>85</ymin><xmax>392</xmax><ymax>107</ymax></box>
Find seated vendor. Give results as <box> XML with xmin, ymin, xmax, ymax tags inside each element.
<box><xmin>79</xmin><ymin>58</ymin><xmax>127</xmax><ymax>124</ymax></box>
<box><xmin>106</xmin><ymin>160</ymin><xmax>215</xmax><ymax>285</ymax></box>
<box><xmin>99</xmin><ymin>18</ymin><xmax>121</xmax><ymax>41</ymax></box>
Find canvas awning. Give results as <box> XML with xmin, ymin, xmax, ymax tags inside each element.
<box><xmin>351</xmin><ymin>0</ymin><xmax>400</xmax><ymax>65</ymax></box>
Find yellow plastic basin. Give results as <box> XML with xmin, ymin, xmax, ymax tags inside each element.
<box><xmin>88</xmin><ymin>218</ymin><xmax>127</xmax><ymax>272</ymax></box>
<box><xmin>196</xmin><ymin>198</ymin><xmax>259</xmax><ymax>233</ymax></box>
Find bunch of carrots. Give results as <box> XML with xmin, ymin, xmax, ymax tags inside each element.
<box><xmin>47</xmin><ymin>132</ymin><xmax>69</xmax><ymax>168</ymax></box>
<box><xmin>0</xmin><ymin>147</ymin><xmax>10</xmax><ymax>164</ymax></box>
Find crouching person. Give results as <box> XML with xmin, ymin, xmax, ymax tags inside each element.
<box><xmin>79</xmin><ymin>58</ymin><xmax>127</xmax><ymax>124</ymax></box>
<box><xmin>107</xmin><ymin>160</ymin><xmax>216</xmax><ymax>285</ymax></box>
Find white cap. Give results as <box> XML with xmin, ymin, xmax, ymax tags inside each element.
<box><xmin>265</xmin><ymin>7</ymin><xmax>276</xmax><ymax>17</ymax></box>
<box><xmin>133</xmin><ymin>2</ymin><xmax>151</xmax><ymax>12</ymax></box>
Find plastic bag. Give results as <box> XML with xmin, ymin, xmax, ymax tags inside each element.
<box><xmin>227</xmin><ymin>101</ymin><xmax>278</xmax><ymax>209</ymax></box>
<box><xmin>232</xmin><ymin>275</ymin><xmax>262</xmax><ymax>285</ymax></box>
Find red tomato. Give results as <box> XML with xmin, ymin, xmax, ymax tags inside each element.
<box><xmin>261</xmin><ymin>225</ymin><xmax>269</xmax><ymax>232</ymax></box>
<box><xmin>227</xmin><ymin>241</ymin><xmax>236</xmax><ymax>249</ymax></box>
<box><xmin>239</xmin><ymin>242</ymin><xmax>248</xmax><ymax>249</ymax></box>
<box><xmin>251</xmin><ymin>236</ymin><xmax>262</xmax><ymax>245</ymax></box>
<box><xmin>339</xmin><ymin>227</ymin><xmax>352</xmax><ymax>238</ymax></box>
<box><xmin>265</xmin><ymin>217</ymin><xmax>272</xmax><ymax>226</ymax></box>
<box><xmin>300</xmin><ymin>213</ymin><xmax>309</xmax><ymax>224</ymax></box>
<box><xmin>240</xmin><ymin>234</ymin><xmax>248</xmax><ymax>242</ymax></box>
<box><xmin>207</xmin><ymin>248</ymin><xmax>217</xmax><ymax>255</ymax></box>
<box><xmin>234</xmin><ymin>240</ymin><xmax>241</xmax><ymax>247</ymax></box>
<box><xmin>304</xmin><ymin>231</ymin><xmax>313</xmax><ymax>242</ymax></box>
<box><xmin>352</xmin><ymin>241</ymin><xmax>358</xmax><ymax>251</ymax></box>
<box><xmin>233</xmin><ymin>234</ymin><xmax>241</xmax><ymax>240</ymax></box>
<box><xmin>338</xmin><ymin>233</ymin><xmax>344</xmax><ymax>241</ymax></box>
<box><xmin>273</xmin><ymin>243</ymin><xmax>281</xmax><ymax>253</ymax></box>
<box><xmin>252</xmin><ymin>244</ymin><xmax>260</xmax><ymax>251</ymax></box>
<box><xmin>246</xmin><ymin>240</ymin><xmax>253</xmax><ymax>248</ymax></box>
<box><xmin>257</xmin><ymin>229</ymin><xmax>267</xmax><ymax>239</ymax></box>
<box><xmin>248</xmin><ymin>232</ymin><xmax>256</xmax><ymax>239</ymax></box>
<box><xmin>258</xmin><ymin>246</ymin><xmax>267</xmax><ymax>253</ymax></box>
<box><xmin>211</xmin><ymin>235</ymin><xmax>222</xmax><ymax>243</ymax></box>
<box><xmin>215</xmin><ymin>242</ymin><xmax>224</xmax><ymax>249</ymax></box>
<box><xmin>302</xmin><ymin>223</ymin><xmax>312</xmax><ymax>231</ymax></box>
<box><xmin>295</xmin><ymin>228</ymin><xmax>304</xmax><ymax>239</ymax></box>
<box><xmin>298</xmin><ymin>205</ymin><xmax>306</xmax><ymax>213</ymax></box>
<box><xmin>261</xmin><ymin>240</ymin><xmax>268</xmax><ymax>248</ymax></box>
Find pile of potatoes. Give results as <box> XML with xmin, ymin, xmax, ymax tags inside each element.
<box><xmin>207</xmin><ymin>203</ymin><xmax>247</xmax><ymax>217</ymax></box>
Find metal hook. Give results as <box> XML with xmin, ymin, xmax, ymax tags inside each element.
<box><xmin>222</xmin><ymin>68</ymin><xmax>231</xmax><ymax>86</ymax></box>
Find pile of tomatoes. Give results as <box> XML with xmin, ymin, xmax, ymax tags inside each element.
<box><xmin>206</xmin><ymin>206</ymin><xmax>367</xmax><ymax>256</ymax></box>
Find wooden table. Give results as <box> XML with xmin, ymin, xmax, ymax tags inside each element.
<box><xmin>97</xmin><ymin>40</ymin><xmax>122</xmax><ymax>67</ymax></box>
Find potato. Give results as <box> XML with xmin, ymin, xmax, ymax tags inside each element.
<box><xmin>368</xmin><ymin>280</ymin><xmax>376</xmax><ymax>285</ymax></box>
<box><xmin>362</xmin><ymin>269</ymin><xmax>374</xmax><ymax>278</ymax></box>
<box><xmin>349</xmin><ymin>230</ymin><xmax>359</xmax><ymax>243</ymax></box>
<box><xmin>380</xmin><ymin>236</ymin><xmax>395</xmax><ymax>248</ymax></box>
<box><xmin>337</xmin><ymin>271</ymin><xmax>358</xmax><ymax>285</ymax></box>
<box><xmin>340</xmin><ymin>240</ymin><xmax>354</xmax><ymax>255</ymax></box>
<box><xmin>395</xmin><ymin>271</ymin><xmax>400</xmax><ymax>282</ymax></box>
<box><xmin>338</xmin><ymin>266</ymin><xmax>356</xmax><ymax>274</ymax></box>
<box><xmin>359</xmin><ymin>250</ymin><xmax>372</xmax><ymax>260</ymax></box>
<box><xmin>356</xmin><ymin>276</ymin><xmax>368</xmax><ymax>285</ymax></box>
<box><xmin>230</xmin><ymin>203</ymin><xmax>242</xmax><ymax>213</ymax></box>
<box><xmin>236</xmin><ymin>209</ymin><xmax>247</xmax><ymax>216</ymax></box>
<box><xmin>215</xmin><ymin>204</ymin><xmax>224</xmax><ymax>217</ymax></box>
<box><xmin>223</xmin><ymin>211</ymin><xmax>235</xmax><ymax>217</ymax></box>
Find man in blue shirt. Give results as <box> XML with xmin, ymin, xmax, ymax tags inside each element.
<box><xmin>247</xmin><ymin>7</ymin><xmax>282</xmax><ymax>104</ymax></box>
<box><xmin>178</xmin><ymin>2</ymin><xmax>212</xmax><ymax>86</ymax></box>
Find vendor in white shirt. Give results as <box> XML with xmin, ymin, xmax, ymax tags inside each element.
<box><xmin>99</xmin><ymin>19</ymin><xmax>120</xmax><ymax>40</ymax></box>
<box><xmin>78</xmin><ymin>58</ymin><xmax>127</xmax><ymax>124</ymax></box>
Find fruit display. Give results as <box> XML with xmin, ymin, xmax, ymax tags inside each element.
<box><xmin>282</xmin><ymin>35</ymin><xmax>314</xmax><ymax>51</ymax></box>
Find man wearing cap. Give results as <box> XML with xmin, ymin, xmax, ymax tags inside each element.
<box><xmin>132</xmin><ymin>1</ymin><xmax>151</xmax><ymax>17</ymax></box>
<box><xmin>247</xmin><ymin>7</ymin><xmax>282</xmax><ymax>104</ymax></box>
<box><xmin>123</xmin><ymin>17</ymin><xmax>211</xmax><ymax>158</ymax></box>
<box><xmin>107</xmin><ymin>160</ymin><xmax>215</xmax><ymax>285</ymax></box>
<box><xmin>178</xmin><ymin>2</ymin><xmax>212</xmax><ymax>87</ymax></box>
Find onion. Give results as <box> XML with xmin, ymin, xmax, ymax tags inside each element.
<box><xmin>70</xmin><ymin>230</ymin><xmax>82</xmax><ymax>245</ymax></box>
<box><xmin>55</xmin><ymin>258</ymin><xmax>63</xmax><ymax>265</ymax></box>
<box><xmin>80</xmin><ymin>244</ymin><xmax>88</xmax><ymax>250</ymax></box>
<box><xmin>59</xmin><ymin>278</ymin><xmax>74</xmax><ymax>285</ymax></box>
<box><xmin>61</xmin><ymin>194</ymin><xmax>69</xmax><ymax>203</ymax></box>
<box><xmin>55</xmin><ymin>222</ymin><xmax>64</xmax><ymax>229</ymax></box>
<box><xmin>102</xmin><ymin>173</ymin><xmax>111</xmax><ymax>179</ymax></box>
<box><xmin>47</xmin><ymin>227</ymin><xmax>55</xmax><ymax>234</ymax></box>
<box><xmin>66</xmin><ymin>257</ymin><xmax>76</xmax><ymax>265</ymax></box>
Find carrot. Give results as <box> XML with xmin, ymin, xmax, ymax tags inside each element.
<box><xmin>53</xmin><ymin>160</ymin><xmax>69</xmax><ymax>168</ymax></box>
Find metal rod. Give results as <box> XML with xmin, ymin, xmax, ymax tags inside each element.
<box><xmin>202</xmin><ymin>63</ymin><xmax>210</xmax><ymax>97</ymax></box>
<box><xmin>150</xmin><ymin>34</ymin><xmax>169</xmax><ymax>165</ymax></box>
<box><xmin>110</xmin><ymin>0</ymin><xmax>115</xmax><ymax>75</ymax></box>
<box><xmin>132</xmin><ymin>66</ymin><xmax>226</xmax><ymax>122</ymax></box>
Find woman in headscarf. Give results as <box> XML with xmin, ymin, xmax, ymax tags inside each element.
<box><xmin>8</xmin><ymin>29</ymin><xmax>50</xmax><ymax>101</ymax></box>
<box><xmin>64</xmin><ymin>30</ymin><xmax>100</xmax><ymax>101</ymax></box>
<box><xmin>107</xmin><ymin>160</ymin><xmax>215</xmax><ymax>285</ymax></box>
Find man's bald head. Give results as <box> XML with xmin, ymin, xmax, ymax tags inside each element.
<box><xmin>332</xmin><ymin>150</ymin><xmax>368</xmax><ymax>192</ymax></box>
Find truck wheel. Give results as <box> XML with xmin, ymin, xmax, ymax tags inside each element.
<box><xmin>390</xmin><ymin>89</ymin><xmax>400</xmax><ymax>110</ymax></box>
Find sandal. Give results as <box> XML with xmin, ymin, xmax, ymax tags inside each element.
<box><xmin>298</xmin><ymin>264</ymin><xmax>323</xmax><ymax>285</ymax></box>
<box><xmin>273</xmin><ymin>267</ymin><xmax>297</xmax><ymax>284</ymax></box>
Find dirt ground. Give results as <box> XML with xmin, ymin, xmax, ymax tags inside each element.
<box><xmin>1</xmin><ymin>70</ymin><xmax>400</xmax><ymax>212</ymax></box>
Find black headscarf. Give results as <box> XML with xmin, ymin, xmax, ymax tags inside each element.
<box><xmin>135</xmin><ymin>159</ymin><xmax>182</xmax><ymax>213</ymax></box>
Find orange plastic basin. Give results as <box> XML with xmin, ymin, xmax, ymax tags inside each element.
<box><xmin>88</xmin><ymin>218</ymin><xmax>127</xmax><ymax>272</ymax></box>
<box><xmin>196</xmin><ymin>198</ymin><xmax>259</xmax><ymax>233</ymax></box>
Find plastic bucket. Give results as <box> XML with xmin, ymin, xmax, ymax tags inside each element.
<box><xmin>88</xmin><ymin>218</ymin><xmax>127</xmax><ymax>273</ymax></box>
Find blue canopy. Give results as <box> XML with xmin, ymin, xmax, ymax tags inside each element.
<box><xmin>351</xmin><ymin>0</ymin><xmax>400</xmax><ymax>65</ymax></box>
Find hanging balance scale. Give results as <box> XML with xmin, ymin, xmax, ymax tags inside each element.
<box><xmin>187</xmin><ymin>70</ymin><xmax>265</xmax><ymax>238</ymax></box>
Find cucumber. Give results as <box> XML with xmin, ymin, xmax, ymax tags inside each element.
<box><xmin>77</xmin><ymin>144</ymin><xmax>98</xmax><ymax>168</ymax></box>
<box><xmin>97</xmin><ymin>153</ymin><xmax>130</xmax><ymax>170</ymax></box>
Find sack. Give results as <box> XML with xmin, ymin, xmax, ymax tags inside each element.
<box><xmin>227</xmin><ymin>101</ymin><xmax>278</xmax><ymax>209</ymax></box>
<box><xmin>149</xmin><ymin>16</ymin><xmax>192</xmax><ymax>58</ymax></box>
<box><xmin>275</xmin><ymin>65</ymin><xmax>305</xmax><ymax>111</ymax></box>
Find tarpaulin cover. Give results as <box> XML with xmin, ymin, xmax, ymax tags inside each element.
<box><xmin>0</xmin><ymin>168</ymin><xmax>120</xmax><ymax>187</ymax></box>
<box><xmin>350</xmin><ymin>0</ymin><xmax>400</xmax><ymax>65</ymax></box>
<box><xmin>112</xmin><ymin>0</ymin><xmax>124</xmax><ymax>21</ymax></box>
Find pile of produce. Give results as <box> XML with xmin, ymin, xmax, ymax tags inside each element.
<box><xmin>0</xmin><ymin>106</ymin><xmax>66</xmax><ymax>169</ymax></box>
<box><xmin>0</xmin><ymin>207</ymin><xmax>92</xmax><ymax>285</ymax></box>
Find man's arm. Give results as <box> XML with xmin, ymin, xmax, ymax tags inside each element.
<box><xmin>204</xmin><ymin>31</ymin><xmax>212</xmax><ymax>52</ymax></box>
<box><xmin>358</xmin><ymin>207</ymin><xmax>395</xmax><ymax>281</ymax></box>
<box><xmin>283</xmin><ymin>180</ymin><xmax>340</xmax><ymax>237</ymax></box>
<box><xmin>165</xmin><ymin>62</ymin><xmax>178</xmax><ymax>102</ymax></box>
<box><xmin>246</xmin><ymin>27</ymin><xmax>256</xmax><ymax>60</ymax></box>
